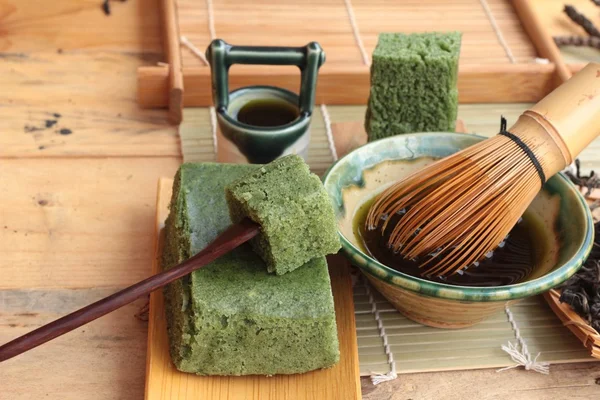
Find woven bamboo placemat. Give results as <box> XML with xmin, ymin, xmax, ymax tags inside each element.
<box><xmin>176</xmin><ymin>103</ymin><xmax>600</xmax><ymax>378</ymax></box>
<box><xmin>177</xmin><ymin>0</ymin><xmax>537</xmax><ymax>69</ymax></box>
<box><xmin>353</xmin><ymin>281</ymin><xmax>592</xmax><ymax>376</ymax></box>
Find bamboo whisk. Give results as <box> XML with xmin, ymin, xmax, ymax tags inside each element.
<box><xmin>366</xmin><ymin>63</ymin><xmax>600</xmax><ymax>278</ymax></box>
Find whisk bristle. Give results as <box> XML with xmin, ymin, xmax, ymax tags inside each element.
<box><xmin>365</xmin><ymin>133</ymin><xmax>550</xmax><ymax>277</ymax></box>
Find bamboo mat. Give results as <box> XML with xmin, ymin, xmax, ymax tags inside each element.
<box><xmin>180</xmin><ymin>103</ymin><xmax>600</xmax><ymax>173</ymax></box>
<box><xmin>177</xmin><ymin>0</ymin><xmax>537</xmax><ymax>68</ymax></box>
<box><xmin>354</xmin><ymin>282</ymin><xmax>593</xmax><ymax>375</ymax></box>
<box><xmin>178</xmin><ymin>103</ymin><xmax>600</xmax><ymax>375</ymax></box>
<box><xmin>180</xmin><ymin>104</ymin><xmax>600</xmax><ymax>174</ymax></box>
<box><xmin>182</xmin><ymin>104</ymin><xmax>522</xmax><ymax>171</ymax></box>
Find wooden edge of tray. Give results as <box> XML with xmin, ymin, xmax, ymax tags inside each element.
<box><xmin>142</xmin><ymin>0</ymin><xmax>579</xmax><ymax>120</ymax></box>
<box><xmin>160</xmin><ymin>0</ymin><xmax>184</xmax><ymax>124</ymax></box>
<box><xmin>137</xmin><ymin>63</ymin><xmax>556</xmax><ymax>110</ymax></box>
<box><xmin>144</xmin><ymin>178</ymin><xmax>362</xmax><ymax>400</ymax></box>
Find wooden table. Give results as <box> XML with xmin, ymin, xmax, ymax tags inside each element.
<box><xmin>1</xmin><ymin>1</ymin><xmax>600</xmax><ymax>399</ymax></box>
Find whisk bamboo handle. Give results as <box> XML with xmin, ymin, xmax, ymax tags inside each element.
<box><xmin>510</xmin><ymin>63</ymin><xmax>600</xmax><ymax>177</ymax></box>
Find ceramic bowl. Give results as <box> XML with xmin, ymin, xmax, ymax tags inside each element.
<box><xmin>323</xmin><ymin>133</ymin><xmax>594</xmax><ymax>328</ymax></box>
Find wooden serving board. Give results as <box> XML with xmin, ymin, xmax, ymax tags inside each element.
<box><xmin>145</xmin><ymin>178</ymin><xmax>362</xmax><ymax>400</ymax></box>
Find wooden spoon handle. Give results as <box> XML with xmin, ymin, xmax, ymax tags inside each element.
<box><xmin>0</xmin><ymin>219</ymin><xmax>260</xmax><ymax>363</ymax></box>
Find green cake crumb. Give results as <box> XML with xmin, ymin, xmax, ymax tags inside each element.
<box><xmin>161</xmin><ymin>162</ymin><xmax>340</xmax><ymax>376</ymax></box>
<box><xmin>225</xmin><ymin>154</ymin><xmax>341</xmax><ymax>275</ymax></box>
<box><xmin>365</xmin><ymin>32</ymin><xmax>462</xmax><ymax>140</ymax></box>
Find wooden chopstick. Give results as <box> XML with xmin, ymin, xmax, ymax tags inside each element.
<box><xmin>0</xmin><ymin>219</ymin><xmax>260</xmax><ymax>363</ymax></box>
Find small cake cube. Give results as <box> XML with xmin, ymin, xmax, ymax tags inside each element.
<box><xmin>161</xmin><ymin>162</ymin><xmax>340</xmax><ymax>376</ymax></box>
<box><xmin>365</xmin><ymin>32</ymin><xmax>462</xmax><ymax>141</ymax></box>
<box><xmin>225</xmin><ymin>154</ymin><xmax>341</xmax><ymax>275</ymax></box>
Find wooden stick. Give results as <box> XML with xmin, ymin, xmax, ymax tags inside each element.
<box><xmin>136</xmin><ymin>63</ymin><xmax>556</xmax><ymax>108</ymax></box>
<box><xmin>512</xmin><ymin>0</ymin><xmax>572</xmax><ymax>84</ymax></box>
<box><xmin>161</xmin><ymin>0</ymin><xmax>184</xmax><ymax>124</ymax></box>
<box><xmin>0</xmin><ymin>219</ymin><xmax>260</xmax><ymax>363</ymax></box>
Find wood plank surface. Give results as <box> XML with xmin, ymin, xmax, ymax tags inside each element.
<box><xmin>0</xmin><ymin>288</ymin><xmax>149</xmax><ymax>400</ymax></box>
<box><xmin>2</xmin><ymin>288</ymin><xmax>600</xmax><ymax>400</ymax></box>
<box><xmin>0</xmin><ymin>0</ymin><xmax>162</xmax><ymax>53</ymax></box>
<box><xmin>145</xmin><ymin>179</ymin><xmax>361</xmax><ymax>400</ymax></box>
<box><xmin>3</xmin><ymin>0</ymin><xmax>600</xmax><ymax>399</ymax></box>
<box><xmin>0</xmin><ymin>52</ymin><xmax>180</xmax><ymax>158</ymax></box>
<box><xmin>0</xmin><ymin>157</ymin><xmax>180</xmax><ymax>289</ymax></box>
<box><xmin>360</xmin><ymin>362</ymin><xmax>600</xmax><ymax>400</ymax></box>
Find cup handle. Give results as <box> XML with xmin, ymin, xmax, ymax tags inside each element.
<box><xmin>205</xmin><ymin>39</ymin><xmax>326</xmax><ymax>116</ymax></box>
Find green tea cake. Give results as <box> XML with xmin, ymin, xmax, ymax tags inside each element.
<box><xmin>365</xmin><ymin>32</ymin><xmax>462</xmax><ymax>141</ymax></box>
<box><xmin>225</xmin><ymin>154</ymin><xmax>341</xmax><ymax>275</ymax></box>
<box><xmin>161</xmin><ymin>162</ymin><xmax>340</xmax><ymax>376</ymax></box>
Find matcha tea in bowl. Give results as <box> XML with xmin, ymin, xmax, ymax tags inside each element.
<box><xmin>322</xmin><ymin>133</ymin><xmax>594</xmax><ymax>328</ymax></box>
<box><xmin>205</xmin><ymin>39</ymin><xmax>325</xmax><ymax>164</ymax></box>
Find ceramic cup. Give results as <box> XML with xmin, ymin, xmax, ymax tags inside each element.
<box><xmin>205</xmin><ymin>39</ymin><xmax>325</xmax><ymax>164</ymax></box>
<box><xmin>323</xmin><ymin>133</ymin><xmax>594</xmax><ymax>328</ymax></box>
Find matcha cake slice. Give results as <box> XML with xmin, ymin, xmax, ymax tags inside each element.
<box><xmin>365</xmin><ymin>32</ymin><xmax>462</xmax><ymax>141</ymax></box>
<box><xmin>225</xmin><ymin>154</ymin><xmax>341</xmax><ymax>275</ymax></box>
<box><xmin>161</xmin><ymin>162</ymin><xmax>340</xmax><ymax>376</ymax></box>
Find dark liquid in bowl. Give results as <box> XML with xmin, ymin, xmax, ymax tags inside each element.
<box><xmin>353</xmin><ymin>198</ymin><xmax>537</xmax><ymax>287</ymax></box>
<box><xmin>236</xmin><ymin>99</ymin><xmax>299</xmax><ymax>127</ymax></box>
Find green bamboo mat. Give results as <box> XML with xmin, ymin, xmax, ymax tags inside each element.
<box><xmin>561</xmin><ymin>47</ymin><xmax>600</xmax><ymax>64</ymax></box>
<box><xmin>354</xmin><ymin>280</ymin><xmax>592</xmax><ymax>375</ymax></box>
<box><xmin>178</xmin><ymin>103</ymin><xmax>600</xmax><ymax>375</ymax></box>
<box><xmin>180</xmin><ymin>104</ymin><xmax>600</xmax><ymax>174</ymax></box>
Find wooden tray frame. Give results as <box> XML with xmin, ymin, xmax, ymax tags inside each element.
<box><xmin>136</xmin><ymin>0</ymin><xmax>587</xmax><ymax>124</ymax></box>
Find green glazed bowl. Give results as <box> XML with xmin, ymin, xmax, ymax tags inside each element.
<box><xmin>323</xmin><ymin>133</ymin><xmax>595</xmax><ymax>328</ymax></box>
